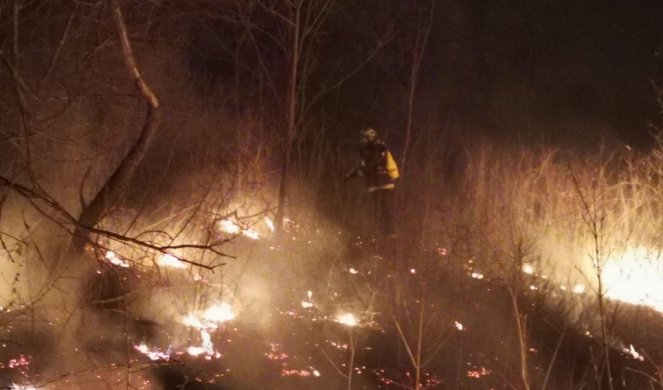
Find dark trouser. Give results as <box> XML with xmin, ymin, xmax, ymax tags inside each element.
<box><xmin>370</xmin><ymin>188</ymin><xmax>395</xmax><ymax>236</ymax></box>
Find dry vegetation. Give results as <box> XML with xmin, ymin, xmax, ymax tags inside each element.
<box><xmin>0</xmin><ymin>1</ymin><xmax>662</xmax><ymax>389</ymax></box>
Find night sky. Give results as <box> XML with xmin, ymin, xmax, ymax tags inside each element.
<box><xmin>323</xmin><ymin>0</ymin><xmax>663</xmax><ymax>149</ymax></box>
<box><xmin>431</xmin><ymin>0</ymin><xmax>663</xmax><ymax>147</ymax></box>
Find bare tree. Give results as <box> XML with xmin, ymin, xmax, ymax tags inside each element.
<box><xmin>74</xmin><ymin>0</ymin><xmax>161</xmax><ymax>249</ymax></box>
<box><xmin>400</xmin><ymin>0</ymin><xmax>434</xmax><ymax>173</ymax></box>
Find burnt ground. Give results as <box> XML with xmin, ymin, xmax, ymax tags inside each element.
<box><xmin>142</xmin><ymin>235</ymin><xmax>663</xmax><ymax>390</ymax></box>
<box><xmin>2</xmin><ymin>233</ymin><xmax>662</xmax><ymax>389</ymax></box>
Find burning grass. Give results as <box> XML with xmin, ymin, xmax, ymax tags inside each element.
<box><xmin>3</xmin><ymin>135</ymin><xmax>663</xmax><ymax>388</ymax></box>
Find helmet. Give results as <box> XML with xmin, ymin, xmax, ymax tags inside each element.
<box><xmin>360</xmin><ymin>127</ymin><xmax>378</xmax><ymax>145</ymax></box>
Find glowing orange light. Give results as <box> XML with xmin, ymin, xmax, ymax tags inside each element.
<box><xmin>105</xmin><ymin>250</ymin><xmax>129</xmax><ymax>268</ymax></box>
<box><xmin>158</xmin><ymin>253</ymin><xmax>186</xmax><ymax>269</ymax></box>
<box><xmin>602</xmin><ymin>247</ymin><xmax>663</xmax><ymax>312</ymax></box>
<box><xmin>336</xmin><ymin>313</ymin><xmax>358</xmax><ymax>327</ymax></box>
<box><xmin>522</xmin><ymin>263</ymin><xmax>534</xmax><ymax>274</ymax></box>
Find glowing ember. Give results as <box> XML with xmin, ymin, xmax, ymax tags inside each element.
<box><xmin>7</xmin><ymin>355</ymin><xmax>30</xmax><ymax>368</ymax></box>
<box><xmin>328</xmin><ymin>340</ymin><xmax>349</xmax><ymax>350</ymax></box>
<box><xmin>336</xmin><ymin>313</ymin><xmax>358</xmax><ymax>327</ymax></box>
<box><xmin>158</xmin><ymin>253</ymin><xmax>186</xmax><ymax>269</ymax></box>
<box><xmin>105</xmin><ymin>250</ymin><xmax>129</xmax><ymax>268</ymax></box>
<box><xmin>522</xmin><ymin>263</ymin><xmax>534</xmax><ymax>274</ymax></box>
<box><xmin>266</xmin><ymin>343</ymin><xmax>289</xmax><ymax>360</ymax></box>
<box><xmin>467</xmin><ymin>367</ymin><xmax>491</xmax><ymax>378</ymax></box>
<box><xmin>281</xmin><ymin>367</ymin><xmax>320</xmax><ymax>377</ymax></box>
<box><xmin>602</xmin><ymin>247</ymin><xmax>663</xmax><ymax>312</ymax></box>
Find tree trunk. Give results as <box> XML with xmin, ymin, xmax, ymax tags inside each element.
<box><xmin>274</xmin><ymin>2</ymin><xmax>301</xmax><ymax>234</ymax></box>
<box><xmin>400</xmin><ymin>1</ymin><xmax>434</xmax><ymax>173</ymax></box>
<box><xmin>75</xmin><ymin>0</ymin><xmax>161</xmax><ymax>249</ymax></box>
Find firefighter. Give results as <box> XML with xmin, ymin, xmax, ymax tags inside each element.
<box><xmin>345</xmin><ymin>127</ymin><xmax>399</xmax><ymax>237</ymax></box>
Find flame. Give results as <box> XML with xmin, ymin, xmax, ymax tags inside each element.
<box><xmin>301</xmin><ymin>301</ymin><xmax>314</xmax><ymax>309</ymax></box>
<box><xmin>336</xmin><ymin>313</ymin><xmax>358</xmax><ymax>327</ymax></box>
<box><xmin>203</xmin><ymin>303</ymin><xmax>236</xmax><ymax>324</ymax></box>
<box><xmin>105</xmin><ymin>250</ymin><xmax>129</xmax><ymax>268</ymax></box>
<box><xmin>11</xmin><ymin>384</ymin><xmax>35</xmax><ymax>390</ymax></box>
<box><xmin>187</xmin><ymin>329</ymin><xmax>220</xmax><ymax>358</ymax></box>
<box><xmin>158</xmin><ymin>253</ymin><xmax>186</xmax><ymax>269</ymax></box>
<box><xmin>181</xmin><ymin>303</ymin><xmax>234</xmax><ymax>359</ymax></box>
<box><xmin>301</xmin><ymin>290</ymin><xmax>314</xmax><ymax>308</ymax></box>
<box><xmin>183</xmin><ymin>313</ymin><xmax>206</xmax><ymax>329</ymax></box>
<box><xmin>623</xmin><ymin>344</ymin><xmax>644</xmax><ymax>361</ymax></box>
<box><xmin>602</xmin><ymin>247</ymin><xmax>663</xmax><ymax>312</ymax></box>
<box><xmin>218</xmin><ymin>219</ymin><xmax>260</xmax><ymax>240</ymax></box>
<box><xmin>219</xmin><ymin>219</ymin><xmax>241</xmax><ymax>234</ymax></box>
<box><xmin>135</xmin><ymin>343</ymin><xmax>172</xmax><ymax>361</ymax></box>
<box><xmin>183</xmin><ymin>303</ymin><xmax>235</xmax><ymax>330</ymax></box>
<box><xmin>242</xmin><ymin>229</ymin><xmax>260</xmax><ymax>240</ymax></box>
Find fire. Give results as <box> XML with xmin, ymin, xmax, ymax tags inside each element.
<box><xmin>602</xmin><ymin>247</ymin><xmax>663</xmax><ymax>312</ymax></box>
<box><xmin>242</xmin><ymin>228</ymin><xmax>260</xmax><ymax>240</ymax></box>
<box><xmin>219</xmin><ymin>219</ymin><xmax>241</xmax><ymax>234</ymax></box>
<box><xmin>336</xmin><ymin>313</ymin><xmax>358</xmax><ymax>327</ymax></box>
<box><xmin>135</xmin><ymin>343</ymin><xmax>172</xmax><ymax>361</ymax></box>
<box><xmin>467</xmin><ymin>367</ymin><xmax>492</xmax><ymax>378</ymax></box>
<box><xmin>218</xmin><ymin>219</ymin><xmax>261</xmax><ymax>240</ymax></box>
<box><xmin>187</xmin><ymin>330</ymin><xmax>220</xmax><ymax>358</ymax></box>
<box><xmin>264</xmin><ymin>216</ymin><xmax>275</xmax><ymax>231</ymax></box>
<box><xmin>180</xmin><ymin>303</ymin><xmax>235</xmax><ymax>359</ymax></box>
<box><xmin>301</xmin><ymin>290</ymin><xmax>314</xmax><ymax>309</ymax></box>
<box><xmin>281</xmin><ymin>367</ymin><xmax>321</xmax><ymax>377</ymax></box>
<box><xmin>11</xmin><ymin>384</ymin><xmax>35</xmax><ymax>390</ymax></box>
<box><xmin>105</xmin><ymin>250</ymin><xmax>129</xmax><ymax>268</ymax></box>
<box><xmin>158</xmin><ymin>253</ymin><xmax>186</xmax><ymax>269</ymax></box>
<box><xmin>203</xmin><ymin>303</ymin><xmax>236</xmax><ymax>324</ymax></box>
<box><xmin>522</xmin><ymin>263</ymin><xmax>534</xmax><ymax>274</ymax></box>
<box><xmin>183</xmin><ymin>303</ymin><xmax>235</xmax><ymax>330</ymax></box>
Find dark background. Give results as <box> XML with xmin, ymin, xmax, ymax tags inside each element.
<box><xmin>325</xmin><ymin>0</ymin><xmax>663</xmax><ymax>149</ymax></box>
